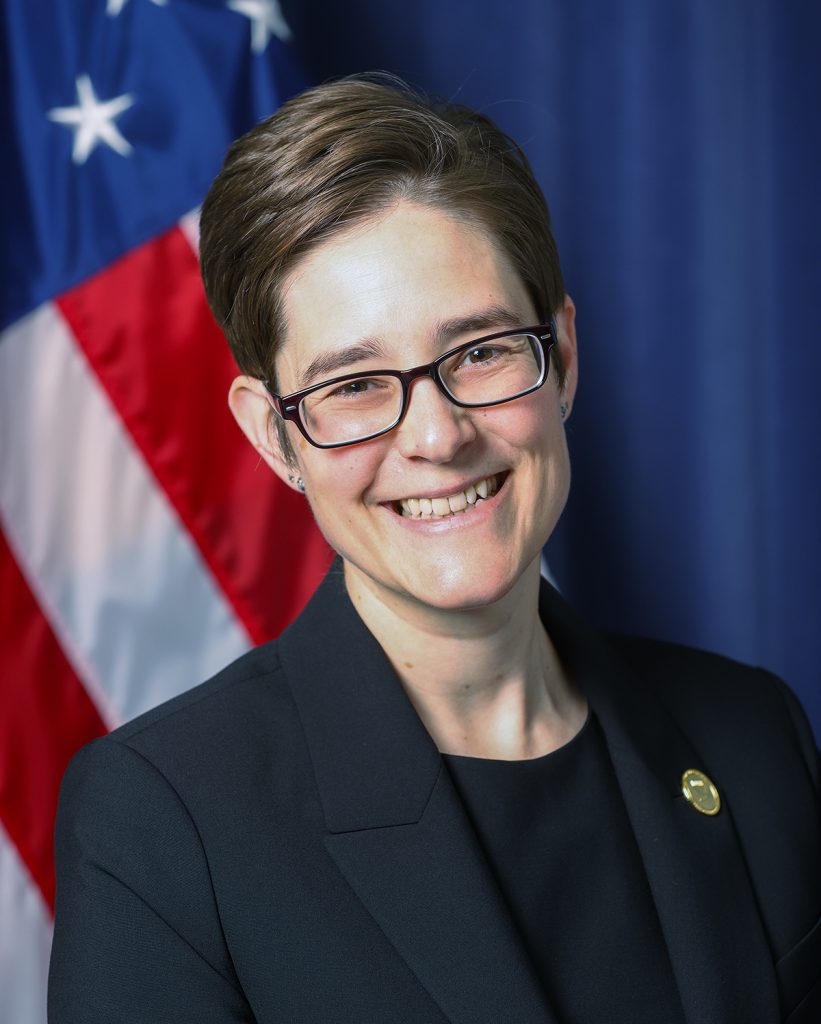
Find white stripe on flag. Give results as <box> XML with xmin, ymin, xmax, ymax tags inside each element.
<box><xmin>0</xmin><ymin>824</ymin><xmax>51</xmax><ymax>1024</ymax></box>
<box><xmin>179</xmin><ymin>208</ymin><xmax>200</xmax><ymax>255</ymax></box>
<box><xmin>0</xmin><ymin>303</ymin><xmax>251</xmax><ymax>725</ymax></box>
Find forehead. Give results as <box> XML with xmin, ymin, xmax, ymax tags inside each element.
<box><xmin>276</xmin><ymin>202</ymin><xmax>534</xmax><ymax>383</ymax></box>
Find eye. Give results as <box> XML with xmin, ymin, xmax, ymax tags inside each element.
<box><xmin>320</xmin><ymin>376</ymin><xmax>395</xmax><ymax>401</ymax></box>
<box><xmin>465</xmin><ymin>346</ymin><xmax>496</xmax><ymax>364</ymax></box>
<box><xmin>329</xmin><ymin>378</ymin><xmax>378</xmax><ymax>396</ymax></box>
<box><xmin>457</xmin><ymin>344</ymin><xmax>507</xmax><ymax>369</ymax></box>
<box><xmin>336</xmin><ymin>379</ymin><xmax>370</xmax><ymax>396</ymax></box>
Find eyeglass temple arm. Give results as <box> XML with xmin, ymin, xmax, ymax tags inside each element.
<box><xmin>260</xmin><ymin>382</ymin><xmax>300</xmax><ymax>422</ymax></box>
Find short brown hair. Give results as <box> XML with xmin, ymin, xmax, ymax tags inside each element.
<box><xmin>200</xmin><ymin>76</ymin><xmax>566</xmax><ymax>454</ymax></box>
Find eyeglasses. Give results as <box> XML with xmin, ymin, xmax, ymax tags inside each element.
<box><xmin>262</xmin><ymin>321</ymin><xmax>558</xmax><ymax>449</ymax></box>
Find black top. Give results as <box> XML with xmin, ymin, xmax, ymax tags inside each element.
<box><xmin>443</xmin><ymin>713</ymin><xmax>686</xmax><ymax>1024</ymax></box>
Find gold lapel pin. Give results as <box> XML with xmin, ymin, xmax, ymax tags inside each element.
<box><xmin>681</xmin><ymin>768</ymin><xmax>721</xmax><ymax>816</ymax></box>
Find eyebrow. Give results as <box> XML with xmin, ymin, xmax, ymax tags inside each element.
<box><xmin>297</xmin><ymin>340</ymin><xmax>390</xmax><ymax>389</ymax></box>
<box><xmin>295</xmin><ymin>304</ymin><xmax>527</xmax><ymax>389</ymax></box>
<box><xmin>431</xmin><ymin>304</ymin><xmax>525</xmax><ymax>347</ymax></box>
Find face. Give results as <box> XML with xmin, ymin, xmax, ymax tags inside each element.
<box><xmin>235</xmin><ymin>201</ymin><xmax>577</xmax><ymax>618</ymax></box>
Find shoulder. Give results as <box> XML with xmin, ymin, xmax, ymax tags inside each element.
<box><xmin>609</xmin><ymin>633</ymin><xmax>819</xmax><ymax>792</ymax></box>
<box><xmin>51</xmin><ymin>661</ymin><xmax>268</xmax><ymax>1019</ymax></box>
<box><xmin>112</xmin><ymin>636</ymin><xmax>287</xmax><ymax>743</ymax></box>
<box><xmin>61</xmin><ymin>635</ymin><xmax>306</xmax><ymax>825</ymax></box>
<box><xmin>55</xmin><ymin>634</ymin><xmax>316</xmax><ymax>938</ymax></box>
<box><xmin>118</xmin><ymin>636</ymin><xmax>299</xmax><ymax>765</ymax></box>
<box><xmin>610</xmin><ymin>631</ymin><xmax>780</xmax><ymax>712</ymax></box>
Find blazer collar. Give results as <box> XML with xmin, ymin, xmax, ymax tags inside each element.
<box><xmin>278</xmin><ymin>566</ymin><xmax>778</xmax><ymax>1024</ymax></box>
<box><xmin>278</xmin><ymin>564</ymin><xmax>440</xmax><ymax>832</ymax></box>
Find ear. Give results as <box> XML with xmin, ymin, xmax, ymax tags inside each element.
<box><xmin>228</xmin><ymin>375</ymin><xmax>303</xmax><ymax>492</ymax></box>
<box><xmin>556</xmin><ymin>293</ymin><xmax>579</xmax><ymax>415</ymax></box>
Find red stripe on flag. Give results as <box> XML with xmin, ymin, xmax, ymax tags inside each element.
<box><xmin>0</xmin><ymin>527</ymin><xmax>108</xmax><ymax>911</ymax></box>
<box><xmin>57</xmin><ymin>228</ymin><xmax>331</xmax><ymax>645</ymax></box>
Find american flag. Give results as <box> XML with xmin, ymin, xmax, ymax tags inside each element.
<box><xmin>0</xmin><ymin>2</ymin><xmax>331</xmax><ymax>1019</ymax></box>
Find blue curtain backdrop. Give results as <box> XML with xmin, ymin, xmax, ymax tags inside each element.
<box><xmin>285</xmin><ymin>0</ymin><xmax>821</xmax><ymax>739</ymax></box>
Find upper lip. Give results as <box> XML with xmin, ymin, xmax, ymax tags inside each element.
<box><xmin>383</xmin><ymin>471</ymin><xmax>507</xmax><ymax>504</ymax></box>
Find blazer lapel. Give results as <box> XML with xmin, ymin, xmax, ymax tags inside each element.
<box><xmin>279</xmin><ymin>568</ymin><xmax>555</xmax><ymax>1024</ymax></box>
<box><xmin>323</xmin><ymin>768</ymin><xmax>555</xmax><ymax>1024</ymax></box>
<box><xmin>539</xmin><ymin>583</ymin><xmax>780</xmax><ymax>1024</ymax></box>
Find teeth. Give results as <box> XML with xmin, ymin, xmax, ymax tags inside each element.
<box><xmin>398</xmin><ymin>475</ymin><xmax>500</xmax><ymax>519</ymax></box>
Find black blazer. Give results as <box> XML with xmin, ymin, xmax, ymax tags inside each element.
<box><xmin>49</xmin><ymin>568</ymin><xmax>821</xmax><ymax>1024</ymax></box>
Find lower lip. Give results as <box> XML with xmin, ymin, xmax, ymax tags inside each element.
<box><xmin>383</xmin><ymin>475</ymin><xmax>510</xmax><ymax>532</ymax></box>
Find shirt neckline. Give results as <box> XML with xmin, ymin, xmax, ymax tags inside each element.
<box><xmin>440</xmin><ymin>707</ymin><xmax>594</xmax><ymax>768</ymax></box>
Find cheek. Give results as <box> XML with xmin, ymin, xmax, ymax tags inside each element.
<box><xmin>481</xmin><ymin>393</ymin><xmax>557</xmax><ymax>451</ymax></box>
<box><xmin>301</xmin><ymin>445</ymin><xmax>384</xmax><ymax>511</ymax></box>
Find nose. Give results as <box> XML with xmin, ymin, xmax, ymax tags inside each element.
<box><xmin>394</xmin><ymin>376</ymin><xmax>477</xmax><ymax>462</ymax></box>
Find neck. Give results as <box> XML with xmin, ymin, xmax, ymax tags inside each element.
<box><xmin>344</xmin><ymin>559</ymin><xmax>587</xmax><ymax>759</ymax></box>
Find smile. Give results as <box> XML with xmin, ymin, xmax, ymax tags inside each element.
<box><xmin>397</xmin><ymin>474</ymin><xmax>503</xmax><ymax>519</ymax></box>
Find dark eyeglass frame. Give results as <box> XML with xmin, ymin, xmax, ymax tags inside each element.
<box><xmin>262</xmin><ymin>320</ymin><xmax>558</xmax><ymax>450</ymax></box>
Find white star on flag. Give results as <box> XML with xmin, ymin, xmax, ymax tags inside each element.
<box><xmin>47</xmin><ymin>74</ymin><xmax>135</xmax><ymax>165</ymax></box>
<box><xmin>106</xmin><ymin>0</ymin><xmax>168</xmax><ymax>16</ymax></box>
<box><xmin>227</xmin><ymin>0</ymin><xmax>292</xmax><ymax>52</ymax></box>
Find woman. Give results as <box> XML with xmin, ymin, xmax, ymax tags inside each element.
<box><xmin>49</xmin><ymin>78</ymin><xmax>820</xmax><ymax>1023</ymax></box>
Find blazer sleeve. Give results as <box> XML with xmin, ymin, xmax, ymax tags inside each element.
<box><xmin>48</xmin><ymin>737</ymin><xmax>254</xmax><ymax>1023</ymax></box>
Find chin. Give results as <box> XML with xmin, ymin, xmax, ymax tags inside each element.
<box><xmin>398</xmin><ymin>557</ymin><xmax>527</xmax><ymax>613</ymax></box>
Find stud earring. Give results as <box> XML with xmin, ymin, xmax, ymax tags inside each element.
<box><xmin>560</xmin><ymin>403</ymin><xmax>568</xmax><ymax>420</ymax></box>
<box><xmin>288</xmin><ymin>474</ymin><xmax>305</xmax><ymax>493</ymax></box>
